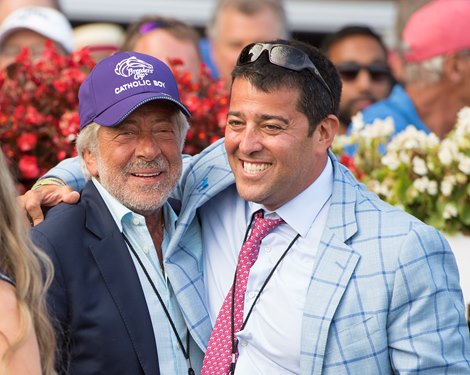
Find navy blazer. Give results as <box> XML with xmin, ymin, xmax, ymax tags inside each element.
<box><xmin>31</xmin><ymin>181</ymin><xmax>160</xmax><ymax>375</ymax></box>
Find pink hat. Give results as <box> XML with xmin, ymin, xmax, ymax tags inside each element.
<box><xmin>402</xmin><ymin>0</ymin><xmax>470</xmax><ymax>63</ymax></box>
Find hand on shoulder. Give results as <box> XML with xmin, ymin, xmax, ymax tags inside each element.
<box><xmin>17</xmin><ymin>184</ymin><xmax>81</xmax><ymax>227</ymax></box>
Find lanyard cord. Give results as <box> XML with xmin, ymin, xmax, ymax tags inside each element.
<box><xmin>229</xmin><ymin>212</ymin><xmax>300</xmax><ymax>374</ymax></box>
<box><xmin>122</xmin><ymin>233</ymin><xmax>194</xmax><ymax>375</ymax></box>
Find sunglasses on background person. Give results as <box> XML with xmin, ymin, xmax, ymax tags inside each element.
<box><xmin>237</xmin><ymin>42</ymin><xmax>336</xmax><ymax>112</ymax></box>
<box><xmin>336</xmin><ymin>62</ymin><xmax>391</xmax><ymax>82</ymax></box>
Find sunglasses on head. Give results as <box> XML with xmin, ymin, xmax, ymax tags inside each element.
<box><xmin>336</xmin><ymin>62</ymin><xmax>391</xmax><ymax>82</ymax></box>
<box><xmin>237</xmin><ymin>43</ymin><xmax>336</xmax><ymax>112</ymax></box>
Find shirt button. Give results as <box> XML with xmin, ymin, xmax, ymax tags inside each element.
<box><xmin>240</xmin><ymin>340</ymin><xmax>248</xmax><ymax>347</ymax></box>
<box><xmin>143</xmin><ymin>246</ymin><xmax>149</xmax><ymax>254</ymax></box>
<box><xmin>132</xmin><ymin>218</ymin><xmax>140</xmax><ymax>225</ymax></box>
<box><xmin>248</xmin><ymin>291</ymin><xmax>256</xmax><ymax>299</ymax></box>
<box><xmin>265</xmin><ymin>246</ymin><xmax>271</xmax><ymax>253</ymax></box>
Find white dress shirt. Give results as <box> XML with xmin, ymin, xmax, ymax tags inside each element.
<box><xmin>200</xmin><ymin>158</ymin><xmax>333</xmax><ymax>374</ymax></box>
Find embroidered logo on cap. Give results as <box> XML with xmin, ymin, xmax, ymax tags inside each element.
<box><xmin>115</xmin><ymin>56</ymin><xmax>153</xmax><ymax>80</ymax></box>
<box><xmin>113</xmin><ymin>56</ymin><xmax>166</xmax><ymax>95</ymax></box>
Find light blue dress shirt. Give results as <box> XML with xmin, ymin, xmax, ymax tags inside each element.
<box><xmin>92</xmin><ymin>178</ymin><xmax>203</xmax><ymax>374</ymax></box>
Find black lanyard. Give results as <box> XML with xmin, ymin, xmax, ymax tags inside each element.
<box><xmin>229</xmin><ymin>212</ymin><xmax>300</xmax><ymax>374</ymax></box>
<box><xmin>122</xmin><ymin>233</ymin><xmax>195</xmax><ymax>375</ymax></box>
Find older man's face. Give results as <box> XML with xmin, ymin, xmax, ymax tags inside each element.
<box><xmin>85</xmin><ymin>101</ymin><xmax>183</xmax><ymax>215</ymax></box>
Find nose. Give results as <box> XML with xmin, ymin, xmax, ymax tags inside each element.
<box><xmin>237</xmin><ymin>126</ymin><xmax>263</xmax><ymax>155</ymax></box>
<box><xmin>135</xmin><ymin>135</ymin><xmax>162</xmax><ymax>160</ymax></box>
<box><xmin>354</xmin><ymin>69</ymin><xmax>374</xmax><ymax>90</ymax></box>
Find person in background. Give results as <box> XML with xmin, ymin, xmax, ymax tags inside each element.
<box><xmin>30</xmin><ymin>51</ymin><xmax>208</xmax><ymax>374</ymax></box>
<box><xmin>0</xmin><ymin>0</ymin><xmax>59</xmax><ymax>23</ymax></box>
<box><xmin>0</xmin><ymin>6</ymin><xmax>73</xmax><ymax>69</ymax></box>
<box><xmin>0</xmin><ymin>150</ymin><xmax>56</xmax><ymax>375</ymax></box>
<box><xmin>21</xmin><ymin>39</ymin><xmax>470</xmax><ymax>374</ymax></box>
<box><xmin>321</xmin><ymin>25</ymin><xmax>395</xmax><ymax>133</ymax></box>
<box><xmin>352</xmin><ymin>0</ymin><xmax>470</xmax><ymax>145</ymax></box>
<box><xmin>122</xmin><ymin>15</ymin><xmax>202</xmax><ymax>80</ymax></box>
<box><xmin>204</xmin><ymin>0</ymin><xmax>289</xmax><ymax>85</ymax></box>
<box><xmin>73</xmin><ymin>22</ymin><xmax>125</xmax><ymax>62</ymax></box>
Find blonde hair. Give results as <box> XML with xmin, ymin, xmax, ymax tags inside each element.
<box><xmin>0</xmin><ymin>151</ymin><xmax>56</xmax><ymax>375</ymax></box>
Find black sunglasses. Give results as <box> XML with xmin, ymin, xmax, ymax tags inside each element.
<box><xmin>336</xmin><ymin>62</ymin><xmax>391</xmax><ymax>82</ymax></box>
<box><xmin>237</xmin><ymin>43</ymin><xmax>335</xmax><ymax>112</ymax></box>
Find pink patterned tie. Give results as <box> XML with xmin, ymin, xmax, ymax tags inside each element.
<box><xmin>201</xmin><ymin>210</ymin><xmax>283</xmax><ymax>374</ymax></box>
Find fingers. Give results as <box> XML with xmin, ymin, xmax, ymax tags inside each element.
<box><xmin>17</xmin><ymin>185</ymin><xmax>81</xmax><ymax>226</ymax></box>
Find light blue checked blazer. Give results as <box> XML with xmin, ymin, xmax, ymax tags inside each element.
<box><xmin>47</xmin><ymin>139</ymin><xmax>470</xmax><ymax>373</ymax></box>
<box><xmin>168</xmin><ymin>139</ymin><xmax>470</xmax><ymax>374</ymax></box>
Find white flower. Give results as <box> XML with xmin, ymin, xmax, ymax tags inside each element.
<box><xmin>413</xmin><ymin>176</ymin><xmax>429</xmax><ymax>193</ymax></box>
<box><xmin>457</xmin><ymin>154</ymin><xmax>470</xmax><ymax>174</ymax></box>
<box><xmin>381</xmin><ymin>153</ymin><xmax>400</xmax><ymax>170</ymax></box>
<box><xmin>441</xmin><ymin>176</ymin><xmax>456</xmax><ymax>197</ymax></box>
<box><xmin>427</xmin><ymin>180</ymin><xmax>438</xmax><ymax>195</ymax></box>
<box><xmin>443</xmin><ymin>203</ymin><xmax>458</xmax><ymax>219</ymax></box>
<box><xmin>438</xmin><ymin>140</ymin><xmax>456</xmax><ymax>165</ymax></box>
<box><xmin>412</xmin><ymin>156</ymin><xmax>428</xmax><ymax>175</ymax></box>
<box><xmin>351</xmin><ymin>112</ymin><xmax>365</xmax><ymax>132</ymax></box>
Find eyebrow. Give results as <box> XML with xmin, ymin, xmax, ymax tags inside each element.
<box><xmin>228</xmin><ymin>111</ymin><xmax>290</xmax><ymax>124</ymax></box>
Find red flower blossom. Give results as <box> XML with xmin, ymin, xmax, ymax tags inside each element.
<box><xmin>17</xmin><ymin>133</ymin><xmax>38</xmax><ymax>151</ymax></box>
<box><xmin>0</xmin><ymin>42</ymin><xmax>95</xmax><ymax>190</ymax></box>
<box><xmin>169</xmin><ymin>59</ymin><xmax>229</xmax><ymax>155</ymax></box>
<box><xmin>18</xmin><ymin>155</ymin><xmax>40</xmax><ymax>179</ymax></box>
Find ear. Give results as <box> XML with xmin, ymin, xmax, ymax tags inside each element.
<box><xmin>83</xmin><ymin>148</ymin><xmax>99</xmax><ymax>178</ymax></box>
<box><xmin>315</xmin><ymin>115</ymin><xmax>339</xmax><ymax>149</ymax></box>
<box><xmin>443</xmin><ymin>53</ymin><xmax>465</xmax><ymax>83</ymax></box>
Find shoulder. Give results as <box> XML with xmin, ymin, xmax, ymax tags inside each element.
<box><xmin>0</xmin><ymin>279</ymin><xmax>19</xmax><ymax>337</ymax></box>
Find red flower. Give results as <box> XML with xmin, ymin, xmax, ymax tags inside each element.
<box><xmin>18</xmin><ymin>155</ymin><xmax>40</xmax><ymax>179</ymax></box>
<box><xmin>17</xmin><ymin>133</ymin><xmax>38</xmax><ymax>151</ymax></box>
<box><xmin>339</xmin><ymin>154</ymin><xmax>364</xmax><ymax>180</ymax></box>
<box><xmin>169</xmin><ymin>60</ymin><xmax>229</xmax><ymax>155</ymax></box>
<box><xmin>0</xmin><ymin>43</ymin><xmax>95</xmax><ymax>189</ymax></box>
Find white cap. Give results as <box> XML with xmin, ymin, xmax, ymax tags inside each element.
<box><xmin>73</xmin><ymin>23</ymin><xmax>125</xmax><ymax>50</ymax></box>
<box><xmin>0</xmin><ymin>7</ymin><xmax>73</xmax><ymax>53</ymax></box>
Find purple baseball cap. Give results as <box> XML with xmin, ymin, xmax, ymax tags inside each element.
<box><xmin>78</xmin><ymin>51</ymin><xmax>190</xmax><ymax>129</ymax></box>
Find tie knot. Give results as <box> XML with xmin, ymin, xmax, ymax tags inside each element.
<box><xmin>251</xmin><ymin>211</ymin><xmax>284</xmax><ymax>241</ymax></box>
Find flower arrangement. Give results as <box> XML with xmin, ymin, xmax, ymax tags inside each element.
<box><xmin>0</xmin><ymin>42</ymin><xmax>95</xmax><ymax>192</ymax></box>
<box><xmin>169</xmin><ymin>59</ymin><xmax>229</xmax><ymax>155</ymax></box>
<box><xmin>333</xmin><ymin>107</ymin><xmax>470</xmax><ymax>234</ymax></box>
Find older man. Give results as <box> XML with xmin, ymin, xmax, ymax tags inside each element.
<box><xmin>352</xmin><ymin>0</ymin><xmax>470</xmax><ymax>143</ymax></box>
<box><xmin>30</xmin><ymin>52</ymin><xmax>210</xmax><ymax>374</ymax></box>
<box><xmin>26</xmin><ymin>40</ymin><xmax>470</xmax><ymax>374</ymax></box>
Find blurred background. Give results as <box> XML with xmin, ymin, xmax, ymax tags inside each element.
<box><xmin>59</xmin><ymin>0</ymin><xmax>427</xmax><ymax>50</ymax></box>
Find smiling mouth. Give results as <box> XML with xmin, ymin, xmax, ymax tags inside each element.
<box><xmin>131</xmin><ymin>172</ymin><xmax>162</xmax><ymax>178</ymax></box>
<box><xmin>243</xmin><ymin>161</ymin><xmax>271</xmax><ymax>174</ymax></box>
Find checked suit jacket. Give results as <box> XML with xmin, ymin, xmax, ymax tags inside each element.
<box><xmin>166</xmin><ymin>139</ymin><xmax>470</xmax><ymax>374</ymax></box>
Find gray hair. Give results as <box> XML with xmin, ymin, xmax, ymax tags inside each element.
<box><xmin>206</xmin><ymin>0</ymin><xmax>289</xmax><ymax>40</ymax></box>
<box><xmin>404</xmin><ymin>55</ymin><xmax>445</xmax><ymax>85</ymax></box>
<box><xmin>75</xmin><ymin>108</ymin><xmax>189</xmax><ymax>180</ymax></box>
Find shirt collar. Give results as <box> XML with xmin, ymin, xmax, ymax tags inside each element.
<box><xmin>249</xmin><ymin>156</ymin><xmax>333</xmax><ymax>237</ymax></box>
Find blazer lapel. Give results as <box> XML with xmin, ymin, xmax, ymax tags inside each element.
<box><xmin>83</xmin><ymin>183</ymin><xmax>159</xmax><ymax>374</ymax></box>
<box><xmin>300</xmin><ymin>153</ymin><xmax>362</xmax><ymax>375</ymax></box>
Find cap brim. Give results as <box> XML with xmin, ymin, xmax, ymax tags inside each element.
<box><xmin>94</xmin><ymin>92</ymin><xmax>191</xmax><ymax>127</ymax></box>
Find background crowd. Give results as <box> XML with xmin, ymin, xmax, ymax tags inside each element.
<box><xmin>1</xmin><ymin>0</ymin><xmax>470</xmax><ymax>374</ymax></box>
